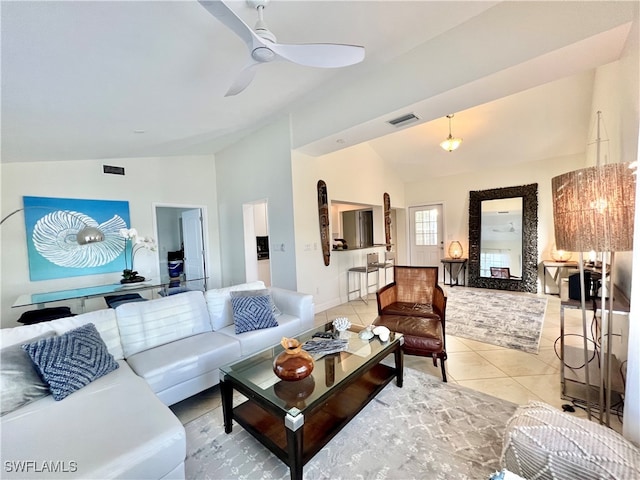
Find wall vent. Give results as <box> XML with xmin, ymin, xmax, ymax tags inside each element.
<box><xmin>387</xmin><ymin>113</ymin><xmax>420</xmax><ymax>127</ymax></box>
<box><xmin>103</xmin><ymin>165</ymin><xmax>125</xmax><ymax>175</ymax></box>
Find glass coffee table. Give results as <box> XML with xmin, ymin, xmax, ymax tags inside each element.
<box><xmin>219</xmin><ymin>323</ymin><xmax>404</xmax><ymax>480</ymax></box>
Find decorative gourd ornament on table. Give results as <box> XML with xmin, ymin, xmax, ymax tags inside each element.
<box><xmin>273</xmin><ymin>337</ymin><xmax>314</xmax><ymax>381</ymax></box>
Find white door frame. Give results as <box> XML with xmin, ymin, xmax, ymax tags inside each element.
<box><xmin>406</xmin><ymin>202</ymin><xmax>447</xmax><ymax>266</ymax></box>
<box><xmin>152</xmin><ymin>202</ymin><xmax>209</xmax><ymax>287</ymax></box>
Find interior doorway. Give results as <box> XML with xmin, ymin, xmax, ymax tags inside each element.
<box><xmin>154</xmin><ymin>205</ymin><xmax>207</xmax><ymax>290</ymax></box>
<box><xmin>242</xmin><ymin>199</ymin><xmax>271</xmax><ymax>286</ymax></box>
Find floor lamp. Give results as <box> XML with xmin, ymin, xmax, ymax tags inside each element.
<box><xmin>0</xmin><ymin>207</ymin><xmax>105</xmax><ymax>245</ymax></box>
<box><xmin>551</xmin><ymin>114</ymin><xmax>636</xmax><ymax>426</ymax></box>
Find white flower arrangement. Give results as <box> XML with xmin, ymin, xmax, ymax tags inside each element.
<box><xmin>119</xmin><ymin>228</ymin><xmax>157</xmax><ymax>281</ymax></box>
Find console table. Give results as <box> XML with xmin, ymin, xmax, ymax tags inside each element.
<box><xmin>542</xmin><ymin>260</ymin><xmax>578</xmax><ymax>295</ymax></box>
<box><xmin>440</xmin><ymin>258</ymin><xmax>468</xmax><ymax>286</ymax></box>
<box><xmin>13</xmin><ymin>276</ymin><xmax>207</xmax><ymax>312</ymax></box>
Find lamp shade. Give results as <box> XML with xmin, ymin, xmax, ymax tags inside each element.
<box><xmin>440</xmin><ymin>136</ymin><xmax>463</xmax><ymax>152</ymax></box>
<box><xmin>76</xmin><ymin>226</ymin><xmax>105</xmax><ymax>245</ymax></box>
<box><xmin>550</xmin><ymin>245</ymin><xmax>572</xmax><ymax>262</ymax></box>
<box><xmin>551</xmin><ymin>162</ymin><xmax>636</xmax><ymax>253</ymax></box>
<box><xmin>440</xmin><ymin>114</ymin><xmax>462</xmax><ymax>152</ymax></box>
<box><xmin>448</xmin><ymin>240</ymin><xmax>463</xmax><ymax>259</ymax></box>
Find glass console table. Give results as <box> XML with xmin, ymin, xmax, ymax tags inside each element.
<box><xmin>13</xmin><ymin>276</ymin><xmax>207</xmax><ymax>311</ymax></box>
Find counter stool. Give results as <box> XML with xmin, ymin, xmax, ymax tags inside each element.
<box><xmin>373</xmin><ymin>251</ymin><xmax>395</xmax><ymax>288</ymax></box>
<box><xmin>347</xmin><ymin>253</ymin><xmax>379</xmax><ymax>304</ymax></box>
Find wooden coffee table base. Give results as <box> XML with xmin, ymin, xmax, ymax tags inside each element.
<box><xmin>221</xmin><ymin>346</ymin><xmax>403</xmax><ymax>480</ymax></box>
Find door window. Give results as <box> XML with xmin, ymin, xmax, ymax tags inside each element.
<box><xmin>414</xmin><ymin>208</ymin><xmax>439</xmax><ymax>246</ymax></box>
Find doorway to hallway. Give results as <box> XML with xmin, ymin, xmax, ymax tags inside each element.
<box><xmin>154</xmin><ymin>204</ymin><xmax>207</xmax><ymax>290</ymax></box>
<box><xmin>242</xmin><ymin>200</ymin><xmax>271</xmax><ymax>286</ymax></box>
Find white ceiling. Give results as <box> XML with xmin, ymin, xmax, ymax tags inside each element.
<box><xmin>1</xmin><ymin>1</ymin><xmax>636</xmax><ymax>181</ymax></box>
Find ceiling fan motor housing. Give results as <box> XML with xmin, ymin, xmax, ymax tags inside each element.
<box><xmin>247</xmin><ymin>0</ymin><xmax>269</xmax><ymax>9</ymax></box>
<box><xmin>252</xmin><ymin>46</ymin><xmax>276</xmax><ymax>62</ymax></box>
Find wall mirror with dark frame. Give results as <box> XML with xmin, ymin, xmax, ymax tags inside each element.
<box><xmin>468</xmin><ymin>183</ymin><xmax>538</xmax><ymax>293</ymax></box>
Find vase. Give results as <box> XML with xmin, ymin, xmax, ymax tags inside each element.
<box><xmin>273</xmin><ymin>337</ymin><xmax>314</xmax><ymax>381</ymax></box>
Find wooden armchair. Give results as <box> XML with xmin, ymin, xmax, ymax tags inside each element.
<box><xmin>374</xmin><ymin>265</ymin><xmax>448</xmax><ymax>381</ymax></box>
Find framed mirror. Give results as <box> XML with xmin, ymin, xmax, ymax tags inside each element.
<box><xmin>468</xmin><ymin>184</ymin><xmax>538</xmax><ymax>292</ymax></box>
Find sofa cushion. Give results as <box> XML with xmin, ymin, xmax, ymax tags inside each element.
<box><xmin>1</xmin><ymin>322</ymin><xmax>58</xmax><ymax>349</ymax></box>
<box><xmin>22</xmin><ymin>323</ymin><xmax>119</xmax><ymax>401</ymax></box>
<box><xmin>204</xmin><ymin>281</ymin><xmax>265</xmax><ymax>331</ymax></box>
<box><xmin>0</xmin><ymin>331</ymin><xmax>55</xmax><ymax>416</ymax></box>
<box><xmin>1</xmin><ymin>361</ymin><xmax>185</xmax><ymax>479</ymax></box>
<box><xmin>125</xmin><ymin>331</ymin><xmax>241</xmax><ymax>395</ymax></box>
<box><xmin>374</xmin><ymin>314</ymin><xmax>444</xmax><ymax>353</ymax></box>
<box><xmin>116</xmin><ymin>290</ymin><xmax>212</xmax><ymax>357</ymax></box>
<box><xmin>380</xmin><ymin>301</ymin><xmax>439</xmax><ymax>319</ymax></box>
<box><xmin>49</xmin><ymin>308</ymin><xmax>125</xmax><ymax>360</ymax></box>
<box><xmin>501</xmin><ymin>401</ymin><xmax>640</xmax><ymax>480</ymax></box>
<box><xmin>218</xmin><ymin>313</ymin><xmax>302</xmax><ymax>357</ymax></box>
<box><xmin>231</xmin><ymin>295</ymin><xmax>279</xmax><ymax>334</ymax></box>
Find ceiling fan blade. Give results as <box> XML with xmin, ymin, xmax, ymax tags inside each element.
<box><xmin>198</xmin><ymin>0</ymin><xmax>263</xmax><ymax>52</ymax></box>
<box><xmin>270</xmin><ymin>43</ymin><xmax>365</xmax><ymax>68</ymax></box>
<box><xmin>225</xmin><ymin>62</ymin><xmax>260</xmax><ymax>97</ymax></box>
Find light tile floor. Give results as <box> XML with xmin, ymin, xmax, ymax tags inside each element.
<box><xmin>170</xmin><ymin>287</ymin><xmax>624</xmax><ymax>434</ymax></box>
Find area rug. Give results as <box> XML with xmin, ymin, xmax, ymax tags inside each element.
<box><xmin>185</xmin><ymin>367</ymin><xmax>517</xmax><ymax>479</ymax></box>
<box><xmin>444</xmin><ymin>287</ymin><xmax>547</xmax><ymax>354</ymax></box>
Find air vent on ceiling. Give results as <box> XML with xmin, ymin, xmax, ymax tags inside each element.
<box><xmin>387</xmin><ymin>113</ymin><xmax>420</xmax><ymax>127</ymax></box>
<box><xmin>103</xmin><ymin>165</ymin><xmax>125</xmax><ymax>175</ymax></box>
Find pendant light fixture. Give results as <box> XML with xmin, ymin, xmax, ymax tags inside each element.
<box><xmin>440</xmin><ymin>114</ymin><xmax>463</xmax><ymax>152</ymax></box>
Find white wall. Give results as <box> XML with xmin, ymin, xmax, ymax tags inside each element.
<box><xmin>613</xmin><ymin>3</ymin><xmax>639</xmax><ymax>445</ymax></box>
<box><xmin>0</xmin><ymin>155</ymin><xmax>221</xmax><ymax>327</ymax></box>
<box><xmin>291</xmin><ymin>142</ymin><xmax>405</xmax><ymax>311</ymax></box>
<box><xmin>215</xmin><ymin>116</ymin><xmax>297</xmax><ymax>290</ymax></box>
<box><xmin>404</xmin><ymin>153</ymin><xmax>586</xmax><ymax>277</ymax></box>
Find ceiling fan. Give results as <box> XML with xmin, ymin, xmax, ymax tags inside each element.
<box><xmin>198</xmin><ymin>0</ymin><xmax>365</xmax><ymax>96</ymax></box>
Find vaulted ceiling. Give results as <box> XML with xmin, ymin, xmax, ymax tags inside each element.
<box><xmin>1</xmin><ymin>1</ymin><xmax>636</xmax><ymax>181</ymax></box>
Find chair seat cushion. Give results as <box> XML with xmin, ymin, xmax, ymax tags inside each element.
<box><xmin>374</xmin><ymin>314</ymin><xmax>443</xmax><ymax>353</ymax></box>
<box><xmin>380</xmin><ymin>302</ymin><xmax>439</xmax><ymax>319</ymax></box>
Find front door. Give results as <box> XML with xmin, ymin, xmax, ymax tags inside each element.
<box><xmin>409</xmin><ymin>204</ymin><xmax>444</xmax><ymax>266</ymax></box>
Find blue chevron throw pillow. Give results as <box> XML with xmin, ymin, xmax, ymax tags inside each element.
<box><xmin>22</xmin><ymin>323</ymin><xmax>119</xmax><ymax>401</ymax></box>
<box><xmin>231</xmin><ymin>295</ymin><xmax>278</xmax><ymax>334</ymax></box>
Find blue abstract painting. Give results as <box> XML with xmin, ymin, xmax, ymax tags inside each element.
<box><xmin>23</xmin><ymin>196</ymin><xmax>131</xmax><ymax>281</ymax></box>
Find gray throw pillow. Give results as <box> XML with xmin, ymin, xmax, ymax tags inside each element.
<box><xmin>1</xmin><ymin>331</ymin><xmax>55</xmax><ymax>416</ymax></box>
<box><xmin>22</xmin><ymin>323</ymin><xmax>119</xmax><ymax>401</ymax></box>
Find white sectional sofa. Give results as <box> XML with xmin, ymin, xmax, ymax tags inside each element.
<box><xmin>0</xmin><ymin>281</ymin><xmax>314</xmax><ymax>479</ymax></box>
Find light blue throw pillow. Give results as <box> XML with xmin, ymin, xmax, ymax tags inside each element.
<box><xmin>231</xmin><ymin>295</ymin><xmax>278</xmax><ymax>334</ymax></box>
<box><xmin>22</xmin><ymin>323</ymin><xmax>119</xmax><ymax>401</ymax></box>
